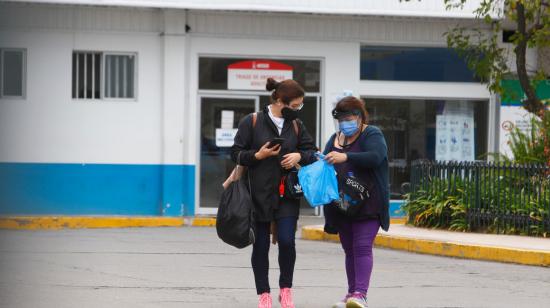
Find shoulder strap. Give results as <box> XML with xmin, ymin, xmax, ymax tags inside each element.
<box><xmin>327</xmin><ymin>133</ymin><xmax>337</xmax><ymax>152</ymax></box>
<box><xmin>292</xmin><ymin>120</ymin><xmax>300</xmax><ymax>136</ymax></box>
<box><xmin>252</xmin><ymin>112</ymin><xmax>257</xmax><ymax>128</ymax></box>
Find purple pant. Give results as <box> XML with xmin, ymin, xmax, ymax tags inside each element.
<box><xmin>338</xmin><ymin>218</ymin><xmax>380</xmax><ymax>295</ymax></box>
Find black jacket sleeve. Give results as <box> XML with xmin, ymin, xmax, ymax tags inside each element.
<box><xmin>296</xmin><ymin>120</ymin><xmax>318</xmax><ymax>165</ymax></box>
<box><xmin>230</xmin><ymin>114</ymin><xmax>260</xmax><ymax>167</ymax></box>
<box><xmin>346</xmin><ymin>129</ymin><xmax>388</xmax><ymax>168</ymax></box>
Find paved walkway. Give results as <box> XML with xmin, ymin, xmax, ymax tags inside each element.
<box><xmin>384</xmin><ymin>224</ymin><xmax>550</xmax><ymax>251</ymax></box>
<box><xmin>302</xmin><ymin>222</ymin><xmax>550</xmax><ymax>267</ymax></box>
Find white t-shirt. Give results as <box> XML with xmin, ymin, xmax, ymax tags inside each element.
<box><xmin>267</xmin><ymin>105</ymin><xmax>284</xmax><ymax>135</ymax></box>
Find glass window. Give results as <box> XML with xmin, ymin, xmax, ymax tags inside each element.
<box><xmin>72</xmin><ymin>52</ymin><xmax>136</xmax><ymax>100</ymax></box>
<box><xmin>105</xmin><ymin>54</ymin><xmax>135</xmax><ymax>99</ymax></box>
<box><xmin>362</xmin><ymin>98</ymin><xmax>488</xmax><ymax>199</ymax></box>
<box><xmin>360</xmin><ymin>46</ymin><xmax>478</xmax><ymax>82</ymax></box>
<box><xmin>199</xmin><ymin>57</ymin><xmax>321</xmax><ymax>92</ymax></box>
<box><xmin>72</xmin><ymin>51</ymin><xmax>101</xmax><ymax>99</ymax></box>
<box><xmin>1</xmin><ymin>49</ymin><xmax>26</xmax><ymax>98</ymax></box>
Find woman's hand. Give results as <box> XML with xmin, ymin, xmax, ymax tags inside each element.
<box><xmin>255</xmin><ymin>142</ymin><xmax>281</xmax><ymax>160</ymax></box>
<box><xmin>281</xmin><ymin>152</ymin><xmax>301</xmax><ymax>169</ymax></box>
<box><xmin>324</xmin><ymin>151</ymin><xmax>347</xmax><ymax>164</ymax></box>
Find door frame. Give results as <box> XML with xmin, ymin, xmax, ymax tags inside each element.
<box><xmin>195</xmin><ymin>94</ymin><xmax>260</xmax><ymax>215</ymax></box>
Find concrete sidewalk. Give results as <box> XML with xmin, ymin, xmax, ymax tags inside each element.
<box><xmin>302</xmin><ymin>223</ymin><xmax>550</xmax><ymax>267</ymax></box>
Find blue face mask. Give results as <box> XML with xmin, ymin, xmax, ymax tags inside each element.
<box><xmin>339</xmin><ymin>120</ymin><xmax>359</xmax><ymax>136</ymax></box>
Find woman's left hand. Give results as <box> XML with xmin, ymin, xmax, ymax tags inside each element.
<box><xmin>281</xmin><ymin>152</ymin><xmax>301</xmax><ymax>169</ymax></box>
<box><xmin>324</xmin><ymin>151</ymin><xmax>347</xmax><ymax>164</ymax></box>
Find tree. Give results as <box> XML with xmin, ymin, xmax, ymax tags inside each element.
<box><xmin>405</xmin><ymin>0</ymin><xmax>550</xmax><ymax>116</ymax></box>
<box><xmin>443</xmin><ymin>0</ymin><xmax>549</xmax><ymax>165</ymax></box>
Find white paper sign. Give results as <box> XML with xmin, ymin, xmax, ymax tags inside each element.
<box><xmin>499</xmin><ymin>106</ymin><xmax>534</xmax><ymax>158</ymax></box>
<box><xmin>435</xmin><ymin>115</ymin><xmax>448</xmax><ymax>160</ymax></box>
<box><xmin>215</xmin><ymin>128</ymin><xmax>238</xmax><ymax>147</ymax></box>
<box><xmin>221</xmin><ymin>110</ymin><xmax>234</xmax><ymax>129</ymax></box>
<box><xmin>436</xmin><ymin>102</ymin><xmax>475</xmax><ymax>161</ymax></box>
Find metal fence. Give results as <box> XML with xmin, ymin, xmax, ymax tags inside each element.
<box><xmin>409</xmin><ymin>160</ymin><xmax>550</xmax><ymax>236</ymax></box>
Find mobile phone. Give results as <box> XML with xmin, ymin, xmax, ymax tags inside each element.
<box><xmin>268</xmin><ymin>137</ymin><xmax>285</xmax><ymax>148</ymax></box>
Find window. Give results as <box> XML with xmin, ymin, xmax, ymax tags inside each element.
<box><xmin>362</xmin><ymin>98</ymin><xmax>488</xmax><ymax>199</ymax></box>
<box><xmin>0</xmin><ymin>48</ymin><xmax>26</xmax><ymax>98</ymax></box>
<box><xmin>105</xmin><ymin>54</ymin><xmax>135</xmax><ymax>99</ymax></box>
<box><xmin>72</xmin><ymin>52</ymin><xmax>101</xmax><ymax>99</ymax></box>
<box><xmin>360</xmin><ymin>46</ymin><xmax>478</xmax><ymax>82</ymax></box>
<box><xmin>72</xmin><ymin>51</ymin><xmax>136</xmax><ymax>100</ymax></box>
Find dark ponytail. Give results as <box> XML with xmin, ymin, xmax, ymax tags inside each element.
<box><xmin>266</xmin><ymin>77</ymin><xmax>280</xmax><ymax>92</ymax></box>
<box><xmin>266</xmin><ymin>77</ymin><xmax>305</xmax><ymax>105</ymax></box>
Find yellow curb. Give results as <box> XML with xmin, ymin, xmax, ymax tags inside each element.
<box><xmin>390</xmin><ymin>217</ymin><xmax>407</xmax><ymax>225</ymax></box>
<box><xmin>190</xmin><ymin>217</ymin><xmax>217</xmax><ymax>227</ymax></box>
<box><xmin>301</xmin><ymin>226</ymin><xmax>550</xmax><ymax>267</ymax></box>
<box><xmin>191</xmin><ymin>217</ymin><xmax>402</xmax><ymax>227</ymax></box>
<box><xmin>0</xmin><ymin>216</ymin><xmax>402</xmax><ymax>230</ymax></box>
<box><xmin>0</xmin><ymin>216</ymin><xmax>185</xmax><ymax>230</ymax></box>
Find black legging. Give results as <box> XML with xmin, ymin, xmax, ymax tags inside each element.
<box><xmin>251</xmin><ymin>216</ymin><xmax>297</xmax><ymax>294</ymax></box>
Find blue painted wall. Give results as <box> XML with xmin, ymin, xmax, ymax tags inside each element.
<box><xmin>0</xmin><ymin>163</ymin><xmax>195</xmax><ymax>216</ymax></box>
<box><xmin>389</xmin><ymin>200</ymin><xmax>406</xmax><ymax>218</ymax></box>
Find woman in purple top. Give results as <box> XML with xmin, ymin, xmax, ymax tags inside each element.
<box><xmin>323</xmin><ymin>96</ymin><xmax>390</xmax><ymax>308</ymax></box>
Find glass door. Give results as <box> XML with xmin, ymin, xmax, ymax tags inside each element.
<box><xmin>198</xmin><ymin>95</ymin><xmax>321</xmax><ymax>216</ymax></box>
<box><xmin>198</xmin><ymin>96</ymin><xmax>258</xmax><ymax>214</ymax></box>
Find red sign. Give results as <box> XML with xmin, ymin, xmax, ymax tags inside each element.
<box><xmin>227</xmin><ymin>60</ymin><xmax>293</xmax><ymax>90</ymax></box>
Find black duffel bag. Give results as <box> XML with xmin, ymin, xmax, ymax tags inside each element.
<box><xmin>216</xmin><ymin>166</ymin><xmax>255</xmax><ymax>249</ymax></box>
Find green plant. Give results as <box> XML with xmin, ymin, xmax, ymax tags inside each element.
<box><xmin>488</xmin><ymin>107</ymin><xmax>550</xmax><ymax>165</ymax></box>
<box><xmin>405</xmin><ymin>163</ymin><xmax>550</xmax><ymax>237</ymax></box>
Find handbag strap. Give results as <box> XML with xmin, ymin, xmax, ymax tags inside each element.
<box><xmin>235</xmin><ymin>151</ymin><xmax>252</xmax><ymax>193</ymax></box>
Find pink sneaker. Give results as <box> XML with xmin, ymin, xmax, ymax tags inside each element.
<box><xmin>258</xmin><ymin>292</ymin><xmax>272</xmax><ymax>308</ymax></box>
<box><xmin>279</xmin><ymin>288</ymin><xmax>295</xmax><ymax>308</ymax></box>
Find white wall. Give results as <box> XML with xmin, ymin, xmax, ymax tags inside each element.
<box><xmin>1</xmin><ymin>3</ymin><xmax>531</xmax><ymax>168</ymax></box>
<box><xmin>0</xmin><ymin>28</ymin><xmax>164</xmax><ymax>164</ymax></box>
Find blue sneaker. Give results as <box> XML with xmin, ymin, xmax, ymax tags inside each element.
<box><xmin>346</xmin><ymin>292</ymin><xmax>368</xmax><ymax>308</ymax></box>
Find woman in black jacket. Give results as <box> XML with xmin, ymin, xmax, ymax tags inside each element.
<box><xmin>231</xmin><ymin>78</ymin><xmax>317</xmax><ymax>308</ymax></box>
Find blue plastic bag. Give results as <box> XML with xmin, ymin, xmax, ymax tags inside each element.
<box><xmin>298</xmin><ymin>153</ymin><xmax>340</xmax><ymax>207</ymax></box>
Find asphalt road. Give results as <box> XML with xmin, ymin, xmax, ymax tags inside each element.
<box><xmin>1</xmin><ymin>226</ymin><xmax>549</xmax><ymax>308</ymax></box>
